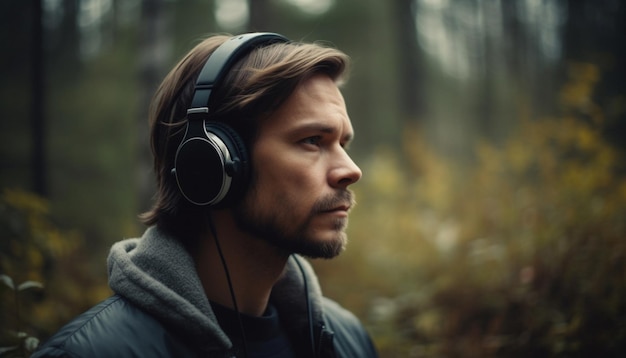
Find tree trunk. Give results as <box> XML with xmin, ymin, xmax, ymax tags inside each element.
<box><xmin>392</xmin><ymin>0</ymin><xmax>424</xmax><ymax>124</ymax></box>
<box><xmin>248</xmin><ymin>0</ymin><xmax>273</xmax><ymax>32</ymax></box>
<box><xmin>31</xmin><ymin>0</ymin><xmax>46</xmax><ymax>196</ymax></box>
<box><xmin>138</xmin><ymin>0</ymin><xmax>171</xmax><ymax>213</ymax></box>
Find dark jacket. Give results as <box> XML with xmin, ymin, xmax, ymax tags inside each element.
<box><xmin>32</xmin><ymin>227</ymin><xmax>377</xmax><ymax>358</ymax></box>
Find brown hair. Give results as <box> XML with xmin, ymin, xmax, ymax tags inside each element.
<box><xmin>140</xmin><ymin>34</ymin><xmax>350</xmax><ymax>240</ymax></box>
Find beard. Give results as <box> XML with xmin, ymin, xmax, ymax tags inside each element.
<box><xmin>233</xmin><ymin>187</ymin><xmax>355</xmax><ymax>259</ymax></box>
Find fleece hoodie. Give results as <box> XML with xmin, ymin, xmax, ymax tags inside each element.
<box><xmin>32</xmin><ymin>226</ymin><xmax>378</xmax><ymax>358</ymax></box>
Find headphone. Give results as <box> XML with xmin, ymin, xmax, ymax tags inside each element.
<box><xmin>172</xmin><ymin>33</ymin><xmax>289</xmax><ymax>206</ymax></box>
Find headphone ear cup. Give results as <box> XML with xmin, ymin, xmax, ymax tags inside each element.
<box><xmin>173</xmin><ymin>120</ymin><xmax>249</xmax><ymax>206</ymax></box>
<box><xmin>205</xmin><ymin>121</ymin><xmax>250</xmax><ymax>205</ymax></box>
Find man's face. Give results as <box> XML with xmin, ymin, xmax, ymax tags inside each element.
<box><xmin>234</xmin><ymin>74</ymin><xmax>362</xmax><ymax>259</ymax></box>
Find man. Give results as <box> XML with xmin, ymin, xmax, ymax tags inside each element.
<box><xmin>33</xmin><ymin>32</ymin><xmax>377</xmax><ymax>357</ymax></box>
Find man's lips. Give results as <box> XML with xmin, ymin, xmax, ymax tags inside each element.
<box><xmin>313</xmin><ymin>190</ymin><xmax>355</xmax><ymax>215</ymax></box>
<box><xmin>320</xmin><ymin>203</ymin><xmax>351</xmax><ymax>213</ymax></box>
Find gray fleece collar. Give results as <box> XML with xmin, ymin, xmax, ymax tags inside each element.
<box><xmin>107</xmin><ymin>226</ymin><xmax>324</xmax><ymax>354</ymax></box>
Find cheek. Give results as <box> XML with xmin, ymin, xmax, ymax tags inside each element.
<box><xmin>280</xmin><ymin>162</ymin><xmax>324</xmax><ymax>198</ymax></box>
<box><xmin>252</xmin><ymin>161</ymin><xmax>320</xmax><ymax>215</ymax></box>
<box><xmin>251</xmin><ymin>142</ymin><xmax>326</xmax><ymax>206</ymax></box>
<box><xmin>255</xmin><ymin>149</ymin><xmax>313</xmax><ymax>188</ymax></box>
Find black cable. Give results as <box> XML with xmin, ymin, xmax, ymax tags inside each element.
<box><xmin>293</xmin><ymin>254</ymin><xmax>316</xmax><ymax>357</ymax></box>
<box><xmin>207</xmin><ymin>213</ymin><xmax>249</xmax><ymax>358</ymax></box>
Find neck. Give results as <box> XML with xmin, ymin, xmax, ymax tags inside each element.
<box><xmin>193</xmin><ymin>210</ymin><xmax>289</xmax><ymax>317</ymax></box>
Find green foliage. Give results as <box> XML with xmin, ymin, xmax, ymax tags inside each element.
<box><xmin>0</xmin><ymin>189</ymin><xmax>110</xmax><ymax>343</ymax></box>
<box><xmin>315</xmin><ymin>63</ymin><xmax>626</xmax><ymax>357</ymax></box>
<box><xmin>0</xmin><ymin>274</ymin><xmax>43</xmax><ymax>357</ymax></box>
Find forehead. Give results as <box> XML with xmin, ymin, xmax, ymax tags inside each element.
<box><xmin>258</xmin><ymin>74</ymin><xmax>354</xmax><ymax>138</ymax></box>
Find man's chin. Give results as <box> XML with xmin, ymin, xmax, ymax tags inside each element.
<box><xmin>256</xmin><ymin>230</ymin><xmax>346</xmax><ymax>259</ymax></box>
<box><xmin>292</xmin><ymin>233</ymin><xmax>347</xmax><ymax>259</ymax></box>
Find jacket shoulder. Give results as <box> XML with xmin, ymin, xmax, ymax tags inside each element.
<box><xmin>321</xmin><ymin>297</ymin><xmax>378</xmax><ymax>357</ymax></box>
<box><xmin>32</xmin><ymin>295</ymin><xmax>195</xmax><ymax>358</ymax></box>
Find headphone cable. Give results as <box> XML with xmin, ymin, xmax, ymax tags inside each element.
<box><xmin>207</xmin><ymin>213</ymin><xmax>249</xmax><ymax>358</ymax></box>
<box><xmin>293</xmin><ymin>254</ymin><xmax>316</xmax><ymax>357</ymax></box>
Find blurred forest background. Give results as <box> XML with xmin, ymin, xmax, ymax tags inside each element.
<box><xmin>1</xmin><ymin>0</ymin><xmax>625</xmax><ymax>356</ymax></box>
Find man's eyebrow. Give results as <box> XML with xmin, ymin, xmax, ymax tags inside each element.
<box><xmin>293</xmin><ymin>123</ymin><xmax>335</xmax><ymax>134</ymax></box>
<box><xmin>293</xmin><ymin>123</ymin><xmax>354</xmax><ymax>142</ymax></box>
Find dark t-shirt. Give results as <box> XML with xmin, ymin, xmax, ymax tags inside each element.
<box><xmin>210</xmin><ymin>302</ymin><xmax>296</xmax><ymax>358</ymax></box>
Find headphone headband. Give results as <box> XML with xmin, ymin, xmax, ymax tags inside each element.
<box><xmin>188</xmin><ymin>32</ymin><xmax>289</xmax><ymax>112</ymax></box>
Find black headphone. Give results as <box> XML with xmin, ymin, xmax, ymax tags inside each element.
<box><xmin>172</xmin><ymin>33</ymin><xmax>289</xmax><ymax>206</ymax></box>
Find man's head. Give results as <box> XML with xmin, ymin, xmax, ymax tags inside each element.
<box><xmin>234</xmin><ymin>73</ymin><xmax>361</xmax><ymax>258</ymax></box>
<box><xmin>141</xmin><ymin>33</ymin><xmax>361</xmax><ymax>256</ymax></box>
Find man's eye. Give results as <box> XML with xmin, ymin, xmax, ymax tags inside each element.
<box><xmin>301</xmin><ymin>136</ymin><xmax>322</xmax><ymax>146</ymax></box>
